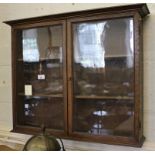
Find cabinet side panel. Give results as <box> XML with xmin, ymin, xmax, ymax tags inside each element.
<box><xmin>133</xmin><ymin>13</ymin><xmax>144</xmax><ymax>145</ymax></box>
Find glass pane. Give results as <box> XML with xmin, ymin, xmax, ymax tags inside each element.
<box><xmin>23</xmin><ymin>97</ymin><xmax>64</xmax><ymax>129</ymax></box>
<box><xmin>17</xmin><ymin>25</ymin><xmax>64</xmax><ymax>130</ymax></box>
<box><xmin>73</xmin><ymin>18</ymin><xmax>134</xmax><ymax>137</ymax></box>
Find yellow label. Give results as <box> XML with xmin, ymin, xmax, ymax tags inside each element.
<box><xmin>25</xmin><ymin>85</ymin><xmax>32</xmax><ymax>96</ymax></box>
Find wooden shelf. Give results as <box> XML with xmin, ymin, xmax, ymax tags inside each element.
<box><xmin>18</xmin><ymin>93</ymin><xmax>63</xmax><ymax>98</ymax></box>
<box><xmin>104</xmin><ymin>55</ymin><xmax>133</xmax><ymax>58</ymax></box>
<box><xmin>75</xmin><ymin>95</ymin><xmax>133</xmax><ymax>100</ymax></box>
<box><xmin>17</xmin><ymin>58</ymin><xmax>61</xmax><ymax>62</ymax></box>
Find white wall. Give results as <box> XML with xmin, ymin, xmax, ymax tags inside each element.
<box><xmin>0</xmin><ymin>3</ymin><xmax>155</xmax><ymax>150</ymax></box>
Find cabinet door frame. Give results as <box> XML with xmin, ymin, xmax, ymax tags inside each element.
<box><xmin>66</xmin><ymin>11</ymin><xmax>144</xmax><ymax>147</ymax></box>
<box><xmin>11</xmin><ymin>20</ymin><xmax>68</xmax><ymax>137</ymax></box>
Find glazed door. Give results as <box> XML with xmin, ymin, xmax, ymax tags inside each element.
<box><xmin>67</xmin><ymin>15</ymin><xmax>136</xmax><ymax>141</ymax></box>
<box><xmin>14</xmin><ymin>21</ymin><xmax>67</xmax><ymax>135</ymax></box>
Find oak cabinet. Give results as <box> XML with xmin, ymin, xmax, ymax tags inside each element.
<box><xmin>5</xmin><ymin>3</ymin><xmax>150</xmax><ymax>147</ymax></box>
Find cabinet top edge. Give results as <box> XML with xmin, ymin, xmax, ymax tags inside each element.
<box><xmin>4</xmin><ymin>3</ymin><xmax>150</xmax><ymax>26</ymax></box>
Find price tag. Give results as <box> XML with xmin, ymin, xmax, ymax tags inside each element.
<box><xmin>38</xmin><ymin>74</ymin><xmax>45</xmax><ymax>80</ymax></box>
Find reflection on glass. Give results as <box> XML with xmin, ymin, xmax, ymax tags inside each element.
<box><xmin>73</xmin><ymin>18</ymin><xmax>134</xmax><ymax>137</ymax></box>
<box><xmin>23</xmin><ymin>29</ymin><xmax>39</xmax><ymax>62</ymax></box>
<box><xmin>22</xmin><ymin>26</ymin><xmax>63</xmax><ymax>62</ymax></box>
<box><xmin>74</xmin><ymin>22</ymin><xmax>106</xmax><ymax>68</ymax></box>
<box><xmin>74</xmin><ymin>19</ymin><xmax>133</xmax><ymax>68</ymax></box>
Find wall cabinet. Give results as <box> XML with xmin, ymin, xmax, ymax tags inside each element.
<box><xmin>5</xmin><ymin>4</ymin><xmax>150</xmax><ymax>147</ymax></box>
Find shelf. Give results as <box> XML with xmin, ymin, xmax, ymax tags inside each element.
<box><xmin>17</xmin><ymin>55</ymin><xmax>132</xmax><ymax>62</ymax></box>
<box><xmin>18</xmin><ymin>93</ymin><xmax>63</xmax><ymax>98</ymax></box>
<box><xmin>17</xmin><ymin>58</ymin><xmax>61</xmax><ymax>62</ymax></box>
<box><xmin>75</xmin><ymin>95</ymin><xmax>133</xmax><ymax>100</ymax></box>
<box><xmin>104</xmin><ymin>55</ymin><xmax>133</xmax><ymax>58</ymax></box>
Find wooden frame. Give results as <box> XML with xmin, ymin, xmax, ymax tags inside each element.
<box><xmin>4</xmin><ymin>3</ymin><xmax>150</xmax><ymax>147</ymax></box>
